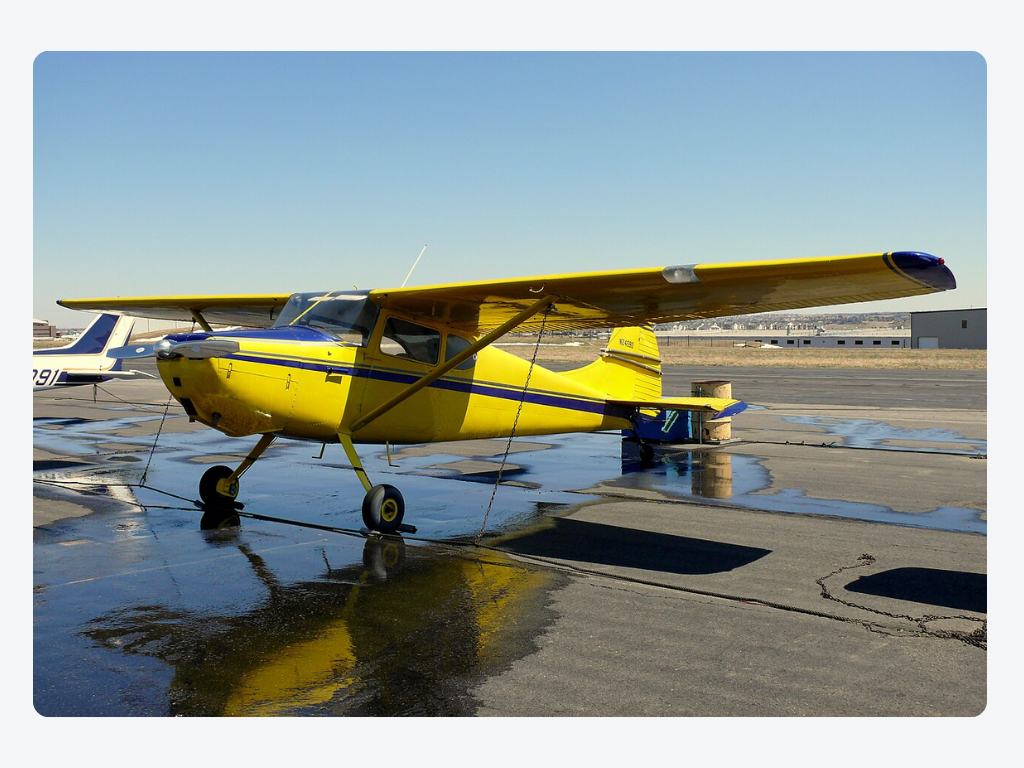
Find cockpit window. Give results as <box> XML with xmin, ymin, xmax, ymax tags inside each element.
<box><xmin>380</xmin><ymin>317</ymin><xmax>441</xmax><ymax>365</ymax></box>
<box><xmin>275</xmin><ymin>291</ymin><xmax>379</xmax><ymax>345</ymax></box>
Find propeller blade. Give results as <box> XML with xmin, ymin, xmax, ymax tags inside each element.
<box><xmin>107</xmin><ymin>344</ymin><xmax>156</xmax><ymax>359</ymax></box>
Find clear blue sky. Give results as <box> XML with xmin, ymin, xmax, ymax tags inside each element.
<box><xmin>33</xmin><ymin>51</ymin><xmax>986</xmax><ymax>327</ymax></box>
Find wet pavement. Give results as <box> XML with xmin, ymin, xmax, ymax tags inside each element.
<box><xmin>32</xmin><ymin>366</ymin><xmax>987</xmax><ymax>716</ymax></box>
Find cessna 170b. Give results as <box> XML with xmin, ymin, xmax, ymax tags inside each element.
<box><xmin>58</xmin><ymin>251</ymin><xmax>955</xmax><ymax>532</ymax></box>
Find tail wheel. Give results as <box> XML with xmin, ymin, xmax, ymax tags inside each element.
<box><xmin>638</xmin><ymin>442</ymin><xmax>655</xmax><ymax>465</ymax></box>
<box><xmin>362</xmin><ymin>484</ymin><xmax>405</xmax><ymax>533</ymax></box>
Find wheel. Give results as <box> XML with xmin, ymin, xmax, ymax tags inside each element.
<box><xmin>638</xmin><ymin>442</ymin><xmax>655</xmax><ymax>465</ymax></box>
<box><xmin>361</xmin><ymin>484</ymin><xmax>405</xmax><ymax>533</ymax></box>
<box><xmin>199</xmin><ymin>465</ymin><xmax>240</xmax><ymax>530</ymax></box>
<box><xmin>199</xmin><ymin>465</ymin><xmax>238</xmax><ymax>507</ymax></box>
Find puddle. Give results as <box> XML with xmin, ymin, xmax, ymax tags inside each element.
<box><xmin>611</xmin><ymin>449</ymin><xmax>985</xmax><ymax>535</ymax></box>
<box><xmin>782</xmin><ymin>416</ymin><xmax>986</xmax><ymax>455</ymax></box>
<box><xmin>35</xmin><ymin>524</ymin><xmax>567</xmax><ymax>716</ymax></box>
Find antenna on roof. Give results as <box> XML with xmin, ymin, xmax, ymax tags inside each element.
<box><xmin>401</xmin><ymin>244</ymin><xmax>427</xmax><ymax>288</ymax></box>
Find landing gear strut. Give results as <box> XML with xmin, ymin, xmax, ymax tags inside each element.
<box><xmin>340</xmin><ymin>434</ymin><xmax>416</xmax><ymax>535</ymax></box>
<box><xmin>197</xmin><ymin>433</ymin><xmax>276</xmax><ymax>530</ymax></box>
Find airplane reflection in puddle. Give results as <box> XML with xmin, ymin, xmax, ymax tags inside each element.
<box><xmin>76</xmin><ymin>537</ymin><xmax>565</xmax><ymax>716</ymax></box>
<box><xmin>621</xmin><ymin>441</ymin><xmax>735</xmax><ymax>499</ymax></box>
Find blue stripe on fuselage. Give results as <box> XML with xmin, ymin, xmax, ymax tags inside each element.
<box><xmin>165</xmin><ymin>327</ymin><xmax>629</xmax><ymax>418</ymax></box>
<box><xmin>192</xmin><ymin>347</ymin><xmax>628</xmax><ymax>419</ymax></box>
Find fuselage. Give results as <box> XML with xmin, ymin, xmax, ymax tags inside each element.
<box><xmin>156</xmin><ymin>322</ymin><xmax>633</xmax><ymax>446</ymax></box>
<box><xmin>33</xmin><ymin>355</ymin><xmax>117</xmax><ymax>390</ymax></box>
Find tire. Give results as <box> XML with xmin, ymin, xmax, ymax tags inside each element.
<box><xmin>199</xmin><ymin>465</ymin><xmax>238</xmax><ymax>507</ymax></box>
<box><xmin>638</xmin><ymin>442</ymin><xmax>655</xmax><ymax>465</ymax></box>
<box><xmin>361</xmin><ymin>484</ymin><xmax>405</xmax><ymax>533</ymax></box>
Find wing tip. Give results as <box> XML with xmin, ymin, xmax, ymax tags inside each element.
<box><xmin>888</xmin><ymin>252</ymin><xmax>957</xmax><ymax>292</ymax></box>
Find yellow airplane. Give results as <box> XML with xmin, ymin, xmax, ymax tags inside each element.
<box><xmin>59</xmin><ymin>251</ymin><xmax>955</xmax><ymax>532</ymax></box>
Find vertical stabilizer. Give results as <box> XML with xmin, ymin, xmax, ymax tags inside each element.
<box><xmin>561</xmin><ymin>326</ymin><xmax>662</xmax><ymax>400</ymax></box>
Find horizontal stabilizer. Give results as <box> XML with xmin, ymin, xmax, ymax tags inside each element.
<box><xmin>609</xmin><ymin>396</ymin><xmax>748</xmax><ymax>419</ymax></box>
<box><xmin>99</xmin><ymin>370</ymin><xmax>157</xmax><ymax>380</ymax></box>
<box><xmin>61</xmin><ymin>369</ymin><xmax>157</xmax><ymax>384</ymax></box>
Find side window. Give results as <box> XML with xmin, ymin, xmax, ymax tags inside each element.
<box><xmin>445</xmin><ymin>334</ymin><xmax>477</xmax><ymax>371</ymax></box>
<box><xmin>380</xmin><ymin>317</ymin><xmax>440</xmax><ymax>365</ymax></box>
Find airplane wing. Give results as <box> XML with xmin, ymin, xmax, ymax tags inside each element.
<box><xmin>369</xmin><ymin>251</ymin><xmax>955</xmax><ymax>334</ymax></box>
<box><xmin>56</xmin><ymin>295</ymin><xmax>292</xmax><ymax>328</ymax></box>
<box><xmin>57</xmin><ymin>252</ymin><xmax>954</xmax><ymax>336</ymax></box>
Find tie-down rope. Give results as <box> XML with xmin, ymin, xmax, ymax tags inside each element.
<box><xmin>476</xmin><ymin>304</ymin><xmax>552</xmax><ymax>539</ymax></box>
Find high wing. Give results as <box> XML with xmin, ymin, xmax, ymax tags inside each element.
<box><xmin>57</xmin><ymin>294</ymin><xmax>292</xmax><ymax>329</ymax></box>
<box><xmin>369</xmin><ymin>251</ymin><xmax>955</xmax><ymax>334</ymax></box>
<box><xmin>57</xmin><ymin>252</ymin><xmax>954</xmax><ymax>334</ymax></box>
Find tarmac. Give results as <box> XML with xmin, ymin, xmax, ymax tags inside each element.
<box><xmin>31</xmin><ymin>361</ymin><xmax>987</xmax><ymax>718</ymax></box>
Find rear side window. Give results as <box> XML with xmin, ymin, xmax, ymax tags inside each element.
<box><xmin>380</xmin><ymin>317</ymin><xmax>440</xmax><ymax>365</ymax></box>
<box><xmin>445</xmin><ymin>334</ymin><xmax>477</xmax><ymax>370</ymax></box>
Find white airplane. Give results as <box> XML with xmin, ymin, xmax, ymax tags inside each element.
<box><xmin>33</xmin><ymin>313</ymin><xmax>153</xmax><ymax>391</ymax></box>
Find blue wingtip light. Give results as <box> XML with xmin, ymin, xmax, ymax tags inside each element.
<box><xmin>889</xmin><ymin>251</ymin><xmax>957</xmax><ymax>291</ymax></box>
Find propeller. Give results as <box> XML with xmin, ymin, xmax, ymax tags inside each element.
<box><xmin>108</xmin><ymin>339</ymin><xmax>240</xmax><ymax>360</ymax></box>
<box><xmin>156</xmin><ymin>339</ymin><xmax>241</xmax><ymax>360</ymax></box>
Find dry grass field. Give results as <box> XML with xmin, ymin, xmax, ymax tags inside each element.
<box><xmin>499</xmin><ymin>337</ymin><xmax>986</xmax><ymax>371</ymax></box>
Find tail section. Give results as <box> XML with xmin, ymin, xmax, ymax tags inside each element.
<box><xmin>562</xmin><ymin>326</ymin><xmax>662</xmax><ymax>400</ymax></box>
<box><xmin>36</xmin><ymin>313</ymin><xmax>136</xmax><ymax>358</ymax></box>
<box><xmin>33</xmin><ymin>314</ymin><xmax>151</xmax><ymax>391</ymax></box>
<box><xmin>562</xmin><ymin>325</ymin><xmax>747</xmax><ymax>420</ymax></box>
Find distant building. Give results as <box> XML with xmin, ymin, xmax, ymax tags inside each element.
<box><xmin>910</xmin><ymin>308</ymin><xmax>986</xmax><ymax>349</ymax></box>
<box><xmin>33</xmin><ymin>319</ymin><xmax>56</xmax><ymax>339</ymax></box>
<box><xmin>743</xmin><ymin>336</ymin><xmax>909</xmax><ymax>348</ymax></box>
<box><xmin>659</xmin><ymin>333</ymin><xmax>910</xmax><ymax>348</ymax></box>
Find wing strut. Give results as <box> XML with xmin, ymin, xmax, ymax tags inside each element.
<box><xmin>189</xmin><ymin>310</ymin><xmax>213</xmax><ymax>332</ymax></box>
<box><xmin>348</xmin><ymin>294</ymin><xmax>555</xmax><ymax>433</ymax></box>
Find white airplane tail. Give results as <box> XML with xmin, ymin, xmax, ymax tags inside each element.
<box><xmin>33</xmin><ymin>314</ymin><xmax>148</xmax><ymax>390</ymax></box>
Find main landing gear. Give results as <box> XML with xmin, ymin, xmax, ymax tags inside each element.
<box><xmin>340</xmin><ymin>434</ymin><xmax>417</xmax><ymax>535</ymax></box>
<box><xmin>196</xmin><ymin>432</ymin><xmax>416</xmax><ymax>535</ymax></box>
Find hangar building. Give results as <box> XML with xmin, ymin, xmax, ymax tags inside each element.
<box><xmin>910</xmin><ymin>308</ymin><xmax>986</xmax><ymax>349</ymax></box>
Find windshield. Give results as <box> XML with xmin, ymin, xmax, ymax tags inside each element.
<box><xmin>274</xmin><ymin>291</ymin><xmax>379</xmax><ymax>345</ymax></box>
